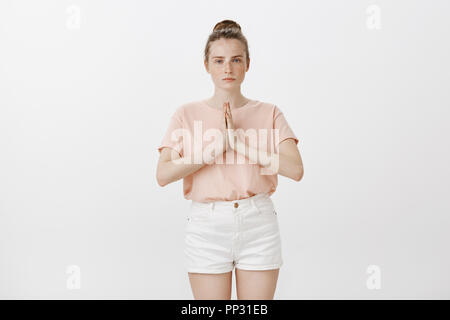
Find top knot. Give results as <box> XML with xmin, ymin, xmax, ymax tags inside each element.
<box><xmin>213</xmin><ymin>20</ymin><xmax>242</xmax><ymax>33</ymax></box>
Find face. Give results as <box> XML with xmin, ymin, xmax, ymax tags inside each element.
<box><xmin>204</xmin><ymin>38</ymin><xmax>250</xmax><ymax>90</ymax></box>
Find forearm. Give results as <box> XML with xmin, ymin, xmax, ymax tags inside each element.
<box><xmin>234</xmin><ymin>139</ymin><xmax>302</xmax><ymax>180</ymax></box>
<box><xmin>157</xmin><ymin>151</ymin><xmax>223</xmax><ymax>186</ymax></box>
<box><xmin>157</xmin><ymin>158</ymin><xmax>206</xmax><ymax>186</ymax></box>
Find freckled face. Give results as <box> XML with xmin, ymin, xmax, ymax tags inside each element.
<box><xmin>205</xmin><ymin>38</ymin><xmax>249</xmax><ymax>89</ymax></box>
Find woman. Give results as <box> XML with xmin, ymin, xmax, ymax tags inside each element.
<box><xmin>156</xmin><ymin>20</ymin><xmax>304</xmax><ymax>300</ymax></box>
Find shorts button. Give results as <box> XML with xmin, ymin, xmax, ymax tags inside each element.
<box><xmin>234</xmin><ymin>202</ymin><xmax>239</xmax><ymax>208</ymax></box>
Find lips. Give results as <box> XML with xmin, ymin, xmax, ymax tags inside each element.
<box><xmin>223</xmin><ymin>78</ymin><xmax>235</xmax><ymax>80</ymax></box>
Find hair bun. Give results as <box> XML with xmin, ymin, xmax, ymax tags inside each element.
<box><xmin>204</xmin><ymin>19</ymin><xmax>249</xmax><ymax>64</ymax></box>
<box><xmin>213</xmin><ymin>20</ymin><xmax>242</xmax><ymax>33</ymax></box>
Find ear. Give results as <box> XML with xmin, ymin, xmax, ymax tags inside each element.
<box><xmin>204</xmin><ymin>60</ymin><xmax>210</xmax><ymax>73</ymax></box>
<box><xmin>246</xmin><ymin>58</ymin><xmax>250</xmax><ymax>72</ymax></box>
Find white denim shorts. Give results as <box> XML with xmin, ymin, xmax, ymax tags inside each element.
<box><xmin>184</xmin><ymin>192</ymin><xmax>283</xmax><ymax>274</ymax></box>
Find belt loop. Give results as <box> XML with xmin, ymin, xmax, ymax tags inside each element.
<box><xmin>250</xmin><ymin>198</ymin><xmax>256</xmax><ymax>210</ymax></box>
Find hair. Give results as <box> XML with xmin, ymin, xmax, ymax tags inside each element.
<box><xmin>204</xmin><ymin>20</ymin><xmax>250</xmax><ymax>66</ymax></box>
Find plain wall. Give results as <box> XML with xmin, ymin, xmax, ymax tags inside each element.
<box><xmin>0</xmin><ymin>0</ymin><xmax>449</xmax><ymax>299</ymax></box>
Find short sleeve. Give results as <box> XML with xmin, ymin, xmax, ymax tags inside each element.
<box><xmin>273</xmin><ymin>105</ymin><xmax>299</xmax><ymax>150</ymax></box>
<box><xmin>157</xmin><ymin>107</ymin><xmax>184</xmax><ymax>157</ymax></box>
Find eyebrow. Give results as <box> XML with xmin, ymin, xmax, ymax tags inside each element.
<box><xmin>211</xmin><ymin>55</ymin><xmax>243</xmax><ymax>59</ymax></box>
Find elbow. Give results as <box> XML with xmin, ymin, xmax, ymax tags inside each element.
<box><xmin>293</xmin><ymin>166</ymin><xmax>304</xmax><ymax>182</ymax></box>
<box><xmin>156</xmin><ymin>172</ymin><xmax>169</xmax><ymax>187</ymax></box>
<box><xmin>157</xmin><ymin>176</ymin><xmax>166</xmax><ymax>187</ymax></box>
<box><xmin>156</xmin><ymin>161</ymin><xmax>177</xmax><ymax>187</ymax></box>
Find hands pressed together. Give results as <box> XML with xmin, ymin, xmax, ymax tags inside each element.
<box><xmin>222</xmin><ymin>101</ymin><xmax>239</xmax><ymax>154</ymax></box>
<box><xmin>203</xmin><ymin>102</ymin><xmax>277</xmax><ymax>173</ymax></box>
<box><xmin>204</xmin><ymin>101</ymin><xmax>249</xmax><ymax>164</ymax></box>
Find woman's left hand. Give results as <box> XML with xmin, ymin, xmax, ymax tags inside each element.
<box><xmin>224</xmin><ymin>102</ymin><xmax>234</xmax><ymax>130</ymax></box>
<box><xmin>224</xmin><ymin>102</ymin><xmax>240</xmax><ymax>150</ymax></box>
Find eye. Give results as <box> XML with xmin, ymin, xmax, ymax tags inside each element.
<box><xmin>233</xmin><ymin>58</ymin><xmax>241</xmax><ymax>62</ymax></box>
<box><xmin>215</xmin><ymin>59</ymin><xmax>223</xmax><ymax>63</ymax></box>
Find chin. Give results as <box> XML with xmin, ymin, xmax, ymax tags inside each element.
<box><xmin>222</xmin><ymin>80</ymin><xmax>240</xmax><ymax>85</ymax></box>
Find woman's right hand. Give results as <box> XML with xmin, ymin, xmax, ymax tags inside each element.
<box><xmin>205</xmin><ymin>102</ymin><xmax>231</xmax><ymax>164</ymax></box>
<box><xmin>222</xmin><ymin>102</ymin><xmax>233</xmax><ymax>154</ymax></box>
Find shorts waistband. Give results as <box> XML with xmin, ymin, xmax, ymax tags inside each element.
<box><xmin>191</xmin><ymin>192</ymin><xmax>270</xmax><ymax>210</ymax></box>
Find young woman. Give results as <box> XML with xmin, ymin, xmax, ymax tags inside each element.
<box><xmin>156</xmin><ymin>20</ymin><xmax>304</xmax><ymax>300</ymax></box>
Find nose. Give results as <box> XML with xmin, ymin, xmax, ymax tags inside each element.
<box><xmin>224</xmin><ymin>61</ymin><xmax>232</xmax><ymax>72</ymax></box>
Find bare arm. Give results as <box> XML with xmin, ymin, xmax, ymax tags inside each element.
<box><xmin>276</xmin><ymin>138</ymin><xmax>304</xmax><ymax>181</ymax></box>
<box><xmin>232</xmin><ymin>137</ymin><xmax>304</xmax><ymax>181</ymax></box>
<box><xmin>224</xmin><ymin>103</ymin><xmax>303</xmax><ymax>182</ymax></box>
<box><xmin>157</xmin><ymin>104</ymin><xmax>231</xmax><ymax>187</ymax></box>
<box><xmin>156</xmin><ymin>147</ymin><xmax>207</xmax><ymax>187</ymax></box>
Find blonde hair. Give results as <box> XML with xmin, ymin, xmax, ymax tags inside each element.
<box><xmin>204</xmin><ymin>20</ymin><xmax>250</xmax><ymax>65</ymax></box>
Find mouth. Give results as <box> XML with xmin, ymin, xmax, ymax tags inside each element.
<box><xmin>223</xmin><ymin>78</ymin><xmax>236</xmax><ymax>81</ymax></box>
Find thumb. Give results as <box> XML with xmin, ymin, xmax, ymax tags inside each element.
<box><xmin>224</xmin><ymin>110</ymin><xmax>228</xmax><ymax>129</ymax></box>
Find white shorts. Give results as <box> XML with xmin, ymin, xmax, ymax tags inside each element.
<box><xmin>184</xmin><ymin>192</ymin><xmax>283</xmax><ymax>273</ymax></box>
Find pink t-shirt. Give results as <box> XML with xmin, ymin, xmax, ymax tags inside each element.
<box><xmin>157</xmin><ymin>99</ymin><xmax>299</xmax><ymax>202</ymax></box>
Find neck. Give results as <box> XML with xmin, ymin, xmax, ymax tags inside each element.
<box><xmin>208</xmin><ymin>89</ymin><xmax>249</xmax><ymax>109</ymax></box>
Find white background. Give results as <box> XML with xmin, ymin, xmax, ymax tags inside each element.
<box><xmin>1</xmin><ymin>0</ymin><xmax>449</xmax><ymax>299</ymax></box>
